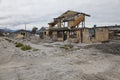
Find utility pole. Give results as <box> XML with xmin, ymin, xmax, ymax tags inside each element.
<box><xmin>25</xmin><ymin>24</ymin><xmax>27</xmax><ymax>39</ymax></box>
<box><xmin>25</xmin><ymin>24</ymin><xmax>26</xmax><ymax>31</ymax></box>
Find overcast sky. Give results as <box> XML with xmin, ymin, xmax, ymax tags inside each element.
<box><xmin>0</xmin><ymin>0</ymin><xmax>120</xmax><ymax>30</ymax></box>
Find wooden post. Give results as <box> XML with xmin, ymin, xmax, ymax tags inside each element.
<box><xmin>82</xmin><ymin>21</ymin><xmax>84</xmax><ymax>28</ymax></box>
<box><xmin>25</xmin><ymin>24</ymin><xmax>27</xmax><ymax>39</ymax></box>
<box><xmin>84</xmin><ymin>16</ymin><xmax>85</xmax><ymax>28</ymax></box>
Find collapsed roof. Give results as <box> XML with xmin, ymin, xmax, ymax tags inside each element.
<box><xmin>48</xmin><ymin>10</ymin><xmax>90</xmax><ymax>28</ymax></box>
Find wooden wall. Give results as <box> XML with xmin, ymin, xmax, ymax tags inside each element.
<box><xmin>46</xmin><ymin>28</ymin><xmax>109</xmax><ymax>43</ymax></box>
<box><xmin>95</xmin><ymin>28</ymin><xmax>109</xmax><ymax>42</ymax></box>
<box><xmin>82</xmin><ymin>28</ymin><xmax>109</xmax><ymax>43</ymax></box>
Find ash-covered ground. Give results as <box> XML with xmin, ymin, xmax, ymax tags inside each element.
<box><xmin>0</xmin><ymin>37</ymin><xmax>120</xmax><ymax>80</ymax></box>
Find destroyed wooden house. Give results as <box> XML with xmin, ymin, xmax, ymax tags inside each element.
<box><xmin>45</xmin><ymin>10</ymin><xmax>109</xmax><ymax>43</ymax></box>
<box><xmin>107</xmin><ymin>25</ymin><xmax>120</xmax><ymax>40</ymax></box>
<box><xmin>96</xmin><ymin>25</ymin><xmax>120</xmax><ymax>40</ymax></box>
<box><xmin>0</xmin><ymin>29</ymin><xmax>10</xmax><ymax>37</ymax></box>
<box><xmin>10</xmin><ymin>29</ymin><xmax>32</xmax><ymax>39</ymax></box>
<box><xmin>0</xmin><ymin>29</ymin><xmax>5</xmax><ymax>36</ymax></box>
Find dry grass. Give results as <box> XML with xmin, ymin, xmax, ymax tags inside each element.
<box><xmin>21</xmin><ymin>45</ymin><xmax>32</xmax><ymax>51</ymax></box>
<box><xmin>15</xmin><ymin>43</ymin><xmax>24</xmax><ymax>47</ymax></box>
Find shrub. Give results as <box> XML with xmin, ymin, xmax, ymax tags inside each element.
<box><xmin>21</xmin><ymin>45</ymin><xmax>32</xmax><ymax>51</ymax></box>
<box><xmin>5</xmin><ymin>38</ymin><xmax>12</xmax><ymax>42</ymax></box>
<box><xmin>60</xmin><ymin>46</ymin><xmax>69</xmax><ymax>50</ymax></box>
<box><xmin>15</xmin><ymin>43</ymin><xmax>24</xmax><ymax>47</ymax></box>
<box><xmin>60</xmin><ymin>44</ymin><xmax>74</xmax><ymax>50</ymax></box>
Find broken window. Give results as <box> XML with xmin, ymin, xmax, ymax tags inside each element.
<box><xmin>44</xmin><ymin>32</ymin><xmax>46</xmax><ymax>35</ymax></box>
<box><xmin>21</xmin><ymin>32</ymin><xmax>25</xmax><ymax>36</ymax></box>
<box><xmin>57</xmin><ymin>31</ymin><xmax>63</xmax><ymax>38</ymax></box>
<box><xmin>89</xmin><ymin>29</ymin><xmax>95</xmax><ymax>38</ymax></box>
<box><xmin>69</xmin><ymin>31</ymin><xmax>77</xmax><ymax>38</ymax></box>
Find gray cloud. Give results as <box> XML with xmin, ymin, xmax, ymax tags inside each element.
<box><xmin>0</xmin><ymin>0</ymin><xmax>120</xmax><ymax>29</ymax></box>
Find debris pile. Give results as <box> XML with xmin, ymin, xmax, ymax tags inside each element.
<box><xmin>85</xmin><ymin>43</ymin><xmax>120</xmax><ymax>55</ymax></box>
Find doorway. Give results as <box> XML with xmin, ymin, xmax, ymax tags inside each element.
<box><xmin>63</xmin><ymin>31</ymin><xmax>67</xmax><ymax>41</ymax></box>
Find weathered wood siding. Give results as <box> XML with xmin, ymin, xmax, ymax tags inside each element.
<box><xmin>95</xmin><ymin>28</ymin><xmax>109</xmax><ymax>42</ymax></box>
<box><xmin>82</xmin><ymin>28</ymin><xmax>109</xmax><ymax>43</ymax></box>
